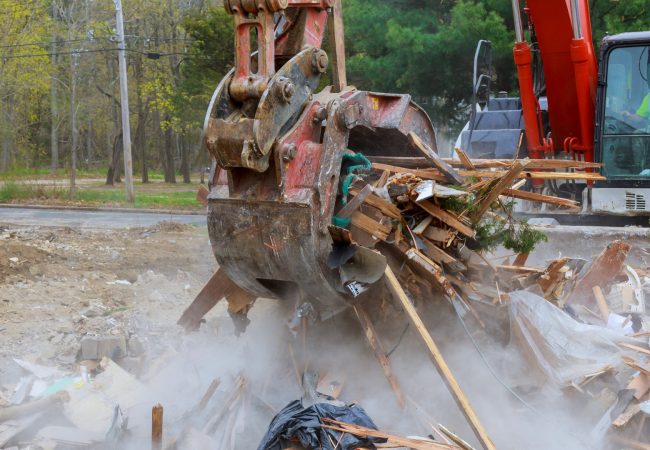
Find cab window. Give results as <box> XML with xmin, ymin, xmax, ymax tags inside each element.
<box><xmin>602</xmin><ymin>45</ymin><xmax>650</xmax><ymax>178</ymax></box>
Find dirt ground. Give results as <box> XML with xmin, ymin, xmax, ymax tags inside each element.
<box><xmin>0</xmin><ymin>223</ymin><xmax>215</xmax><ymax>385</ymax></box>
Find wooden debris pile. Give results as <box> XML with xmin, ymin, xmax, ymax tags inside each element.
<box><xmin>335</xmin><ymin>139</ymin><xmax>600</xmax><ymax>304</ymax></box>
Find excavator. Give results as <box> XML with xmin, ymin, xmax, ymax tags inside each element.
<box><xmin>458</xmin><ymin>0</ymin><xmax>650</xmax><ymax>218</ymax></box>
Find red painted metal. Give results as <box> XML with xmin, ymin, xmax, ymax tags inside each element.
<box><xmin>524</xmin><ymin>0</ymin><xmax>598</xmax><ymax>161</ymax></box>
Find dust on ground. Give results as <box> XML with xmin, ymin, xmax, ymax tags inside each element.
<box><xmin>0</xmin><ymin>223</ymin><xmax>214</xmax><ymax>381</ymax></box>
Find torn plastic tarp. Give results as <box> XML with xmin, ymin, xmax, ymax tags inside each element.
<box><xmin>509</xmin><ymin>290</ymin><xmax>629</xmax><ymax>386</ymax></box>
<box><xmin>257</xmin><ymin>400</ymin><xmax>386</xmax><ymax>450</ymax></box>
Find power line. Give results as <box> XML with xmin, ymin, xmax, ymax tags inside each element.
<box><xmin>0</xmin><ymin>36</ymin><xmax>193</xmax><ymax>49</ymax></box>
<box><xmin>0</xmin><ymin>47</ymin><xmax>210</xmax><ymax>61</ymax></box>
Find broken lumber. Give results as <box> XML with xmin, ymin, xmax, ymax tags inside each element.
<box><xmin>406</xmin><ymin>249</ymin><xmax>458</xmax><ymax>299</ymax></box>
<box><xmin>350</xmin><ymin>186</ymin><xmax>402</xmax><ymax>219</ymax></box>
<box><xmin>383</xmin><ymin>266</ymin><xmax>496</xmax><ymax>450</ymax></box>
<box><xmin>502</xmin><ymin>188</ymin><xmax>580</xmax><ymax>208</ymax></box>
<box><xmin>322</xmin><ymin>419</ymin><xmax>463</xmax><ymax>450</ymax></box>
<box><xmin>569</xmin><ymin>240</ymin><xmax>631</xmax><ymax>306</ymax></box>
<box><xmin>338</xmin><ymin>184</ymin><xmax>374</xmax><ymax>218</ymax></box>
<box><xmin>351</xmin><ymin>211</ymin><xmax>391</xmax><ymax>241</ymax></box>
<box><xmin>418</xmin><ymin>201</ymin><xmax>475</xmax><ymax>238</ymax></box>
<box><xmin>454</xmin><ymin>148</ymin><xmax>476</xmax><ymax>170</ymax></box>
<box><xmin>458</xmin><ymin>169</ymin><xmax>606</xmax><ymax>181</ymax></box>
<box><xmin>409</xmin><ymin>132</ymin><xmax>464</xmax><ymax>185</ymax></box>
<box><xmin>354</xmin><ymin>305</ymin><xmax>406</xmax><ymax>409</ymax></box>
<box><xmin>368</xmin><ymin>156</ymin><xmax>602</xmax><ymax>170</ymax></box>
<box><xmin>152</xmin><ymin>404</ymin><xmax>163</xmax><ymax>450</ymax></box>
<box><xmin>471</xmin><ymin>162</ymin><xmax>525</xmax><ymax>221</ymax></box>
<box><xmin>177</xmin><ymin>268</ymin><xmax>257</xmax><ymax>331</ymax></box>
<box><xmin>592</xmin><ymin>286</ymin><xmax>610</xmax><ymax>322</ymax></box>
<box><xmin>372</xmin><ymin>162</ymin><xmax>446</xmax><ymax>182</ymax></box>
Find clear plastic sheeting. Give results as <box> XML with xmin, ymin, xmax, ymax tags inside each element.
<box><xmin>509</xmin><ymin>291</ymin><xmax>626</xmax><ymax>386</ymax></box>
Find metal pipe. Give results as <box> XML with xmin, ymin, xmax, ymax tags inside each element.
<box><xmin>570</xmin><ymin>0</ymin><xmax>583</xmax><ymax>39</ymax></box>
<box><xmin>511</xmin><ymin>0</ymin><xmax>524</xmax><ymax>43</ymax></box>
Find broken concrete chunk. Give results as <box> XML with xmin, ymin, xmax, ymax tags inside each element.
<box><xmin>79</xmin><ymin>336</ymin><xmax>127</xmax><ymax>361</ymax></box>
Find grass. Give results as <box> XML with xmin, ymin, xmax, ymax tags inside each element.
<box><xmin>0</xmin><ymin>181</ymin><xmax>202</xmax><ymax>210</ymax></box>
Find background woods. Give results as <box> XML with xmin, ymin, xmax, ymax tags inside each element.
<box><xmin>0</xmin><ymin>0</ymin><xmax>647</xmax><ymax>180</ymax></box>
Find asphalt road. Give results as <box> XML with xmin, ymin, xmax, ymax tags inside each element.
<box><xmin>0</xmin><ymin>206</ymin><xmax>207</xmax><ymax>229</ymax></box>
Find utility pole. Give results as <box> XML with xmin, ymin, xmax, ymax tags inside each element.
<box><xmin>113</xmin><ymin>0</ymin><xmax>134</xmax><ymax>203</ymax></box>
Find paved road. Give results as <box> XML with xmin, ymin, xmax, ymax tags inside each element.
<box><xmin>0</xmin><ymin>206</ymin><xmax>207</xmax><ymax>229</ymax></box>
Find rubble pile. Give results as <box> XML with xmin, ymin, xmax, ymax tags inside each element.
<box><xmin>1</xmin><ymin>149</ymin><xmax>649</xmax><ymax>449</ymax></box>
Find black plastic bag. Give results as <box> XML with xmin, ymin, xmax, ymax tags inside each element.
<box><xmin>257</xmin><ymin>400</ymin><xmax>386</xmax><ymax>450</ymax></box>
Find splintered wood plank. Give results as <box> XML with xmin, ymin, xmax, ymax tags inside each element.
<box><xmin>618</xmin><ymin>342</ymin><xmax>650</xmax><ymax>357</ymax></box>
<box><xmin>459</xmin><ymin>169</ymin><xmax>606</xmax><ymax>181</ymax></box>
<box><xmin>442</xmin><ymin>158</ymin><xmax>603</xmax><ymax>170</ymax></box>
<box><xmin>423</xmin><ymin>240</ymin><xmax>460</xmax><ymax>266</ymax></box>
<box><xmin>405</xmin><ymin>249</ymin><xmax>458</xmax><ymax>299</ymax></box>
<box><xmin>350</xmin><ymin>186</ymin><xmax>402</xmax><ymax>219</ymax></box>
<box><xmin>413</xmin><ymin>216</ymin><xmax>433</xmax><ymax>235</ymax></box>
<box><xmin>418</xmin><ymin>200</ymin><xmax>475</xmax><ymax>238</ymax></box>
<box><xmin>471</xmin><ymin>161</ymin><xmax>525</xmax><ymax>222</ymax></box>
<box><xmin>423</xmin><ymin>226</ymin><xmax>455</xmax><ymax>243</ymax></box>
<box><xmin>537</xmin><ymin>257</ymin><xmax>570</xmax><ymax>297</ymax></box>
<box><xmin>409</xmin><ymin>132</ymin><xmax>464</xmax><ymax>185</ymax></box>
<box><xmin>337</xmin><ymin>184</ymin><xmax>374</xmax><ymax>218</ymax></box>
<box><xmin>454</xmin><ymin>147</ymin><xmax>476</xmax><ymax>170</ymax></box>
<box><xmin>383</xmin><ymin>266</ymin><xmax>496</xmax><ymax>450</ymax></box>
<box><xmin>354</xmin><ymin>305</ymin><xmax>406</xmax><ymax>409</ymax></box>
<box><xmin>372</xmin><ymin>162</ymin><xmax>447</xmax><ymax>182</ymax></box>
<box><xmin>177</xmin><ymin>269</ymin><xmax>256</xmax><ymax>332</ymax></box>
<box><xmin>502</xmin><ymin>188</ymin><xmax>580</xmax><ymax>208</ymax></box>
<box><xmin>569</xmin><ymin>240</ymin><xmax>631</xmax><ymax>306</ymax></box>
<box><xmin>351</xmin><ymin>211</ymin><xmax>391</xmax><ymax>241</ymax></box>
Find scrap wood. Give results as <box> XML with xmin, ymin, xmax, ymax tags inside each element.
<box><xmin>613</xmin><ymin>403</ymin><xmax>642</xmax><ymax>427</ymax></box>
<box><xmin>618</xmin><ymin>342</ymin><xmax>650</xmax><ymax>357</ymax></box>
<box><xmin>321</xmin><ymin>419</ymin><xmax>463</xmax><ymax>450</ymax></box>
<box><xmin>413</xmin><ymin>216</ymin><xmax>434</xmax><ymax>235</ymax></box>
<box><xmin>422</xmin><ymin>226</ymin><xmax>456</xmax><ymax>243</ymax></box>
<box><xmin>372</xmin><ymin>162</ymin><xmax>447</xmax><ymax>182</ymax></box>
<box><xmin>626</xmin><ymin>372</ymin><xmax>650</xmax><ymax>400</ymax></box>
<box><xmin>458</xmin><ymin>169</ymin><xmax>606</xmax><ymax>181</ymax></box>
<box><xmin>471</xmin><ymin>161</ymin><xmax>525</xmax><ymax>222</ymax></box>
<box><xmin>152</xmin><ymin>404</ymin><xmax>164</xmax><ymax>450</ymax></box>
<box><xmin>408</xmin><ymin>131</ymin><xmax>464</xmax><ymax>185</ymax></box>
<box><xmin>496</xmin><ymin>265</ymin><xmax>544</xmax><ymax>274</ymax></box>
<box><xmin>418</xmin><ymin>201</ymin><xmax>475</xmax><ymax>238</ymax></box>
<box><xmin>405</xmin><ymin>249</ymin><xmax>458</xmax><ymax>299</ymax></box>
<box><xmin>624</xmin><ymin>356</ymin><xmax>650</xmax><ymax>376</ymax></box>
<box><xmin>383</xmin><ymin>266</ymin><xmax>497</xmax><ymax>450</ymax></box>
<box><xmin>351</xmin><ymin>211</ymin><xmax>391</xmax><ymax>241</ymax></box>
<box><xmin>537</xmin><ymin>257</ymin><xmax>570</xmax><ymax>298</ymax></box>
<box><xmin>569</xmin><ymin>240</ymin><xmax>631</xmax><ymax>307</ymax></box>
<box><xmin>368</xmin><ymin>156</ymin><xmax>602</xmax><ymax>170</ymax></box>
<box><xmin>203</xmin><ymin>376</ymin><xmax>246</xmax><ymax>435</ymax></box>
<box><xmin>593</xmin><ymin>286</ymin><xmax>610</xmax><ymax>322</ymax></box>
<box><xmin>453</xmin><ymin>148</ymin><xmax>476</xmax><ymax>170</ymax></box>
<box><xmin>501</xmin><ymin>188</ymin><xmax>580</xmax><ymax>208</ymax></box>
<box><xmin>350</xmin><ymin>186</ymin><xmax>402</xmax><ymax>219</ymax></box>
<box><xmin>610</xmin><ymin>436</ymin><xmax>650</xmax><ymax>450</ymax></box>
<box><xmin>354</xmin><ymin>305</ymin><xmax>406</xmax><ymax>409</ymax></box>
<box><xmin>338</xmin><ymin>184</ymin><xmax>374</xmax><ymax>218</ymax></box>
<box><xmin>178</xmin><ymin>268</ymin><xmax>256</xmax><ymax>331</ymax></box>
<box><xmin>438</xmin><ymin>423</ymin><xmax>477</xmax><ymax>450</ymax></box>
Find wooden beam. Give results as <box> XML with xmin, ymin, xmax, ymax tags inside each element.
<box><xmin>569</xmin><ymin>240</ymin><xmax>631</xmax><ymax>306</ymax></box>
<box><xmin>372</xmin><ymin>162</ymin><xmax>447</xmax><ymax>182</ymax></box>
<box><xmin>177</xmin><ymin>269</ymin><xmax>256</xmax><ymax>332</ymax></box>
<box><xmin>471</xmin><ymin>162</ymin><xmax>525</xmax><ymax>222</ymax></box>
<box><xmin>418</xmin><ymin>200</ymin><xmax>475</xmax><ymax>238</ymax></box>
<box><xmin>351</xmin><ymin>211</ymin><xmax>391</xmax><ymax>241</ymax></box>
<box><xmin>501</xmin><ymin>188</ymin><xmax>579</xmax><ymax>208</ymax></box>
<box><xmin>350</xmin><ymin>186</ymin><xmax>402</xmax><ymax>219</ymax></box>
<box><xmin>459</xmin><ymin>169</ymin><xmax>606</xmax><ymax>181</ymax></box>
<box><xmin>454</xmin><ymin>148</ymin><xmax>476</xmax><ymax>170</ymax></box>
<box><xmin>337</xmin><ymin>184</ymin><xmax>373</xmax><ymax>218</ymax></box>
<box><xmin>383</xmin><ymin>266</ymin><xmax>496</xmax><ymax>450</ymax></box>
<box><xmin>354</xmin><ymin>305</ymin><xmax>406</xmax><ymax>409</ymax></box>
<box><xmin>368</xmin><ymin>156</ymin><xmax>602</xmax><ymax>170</ymax></box>
<box><xmin>152</xmin><ymin>404</ymin><xmax>163</xmax><ymax>450</ymax></box>
<box><xmin>409</xmin><ymin>132</ymin><xmax>464</xmax><ymax>184</ymax></box>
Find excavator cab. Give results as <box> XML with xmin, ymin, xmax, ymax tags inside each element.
<box><xmin>596</xmin><ymin>34</ymin><xmax>650</xmax><ymax>182</ymax></box>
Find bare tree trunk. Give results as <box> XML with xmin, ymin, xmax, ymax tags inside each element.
<box><xmin>106</xmin><ymin>133</ymin><xmax>122</xmax><ymax>185</ymax></box>
<box><xmin>1</xmin><ymin>100</ymin><xmax>10</xmax><ymax>173</ymax></box>
<box><xmin>69</xmin><ymin>52</ymin><xmax>79</xmax><ymax>198</ymax></box>
<box><xmin>86</xmin><ymin>117</ymin><xmax>92</xmax><ymax>165</ymax></box>
<box><xmin>163</xmin><ymin>116</ymin><xmax>176</xmax><ymax>183</ymax></box>
<box><xmin>180</xmin><ymin>134</ymin><xmax>191</xmax><ymax>184</ymax></box>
